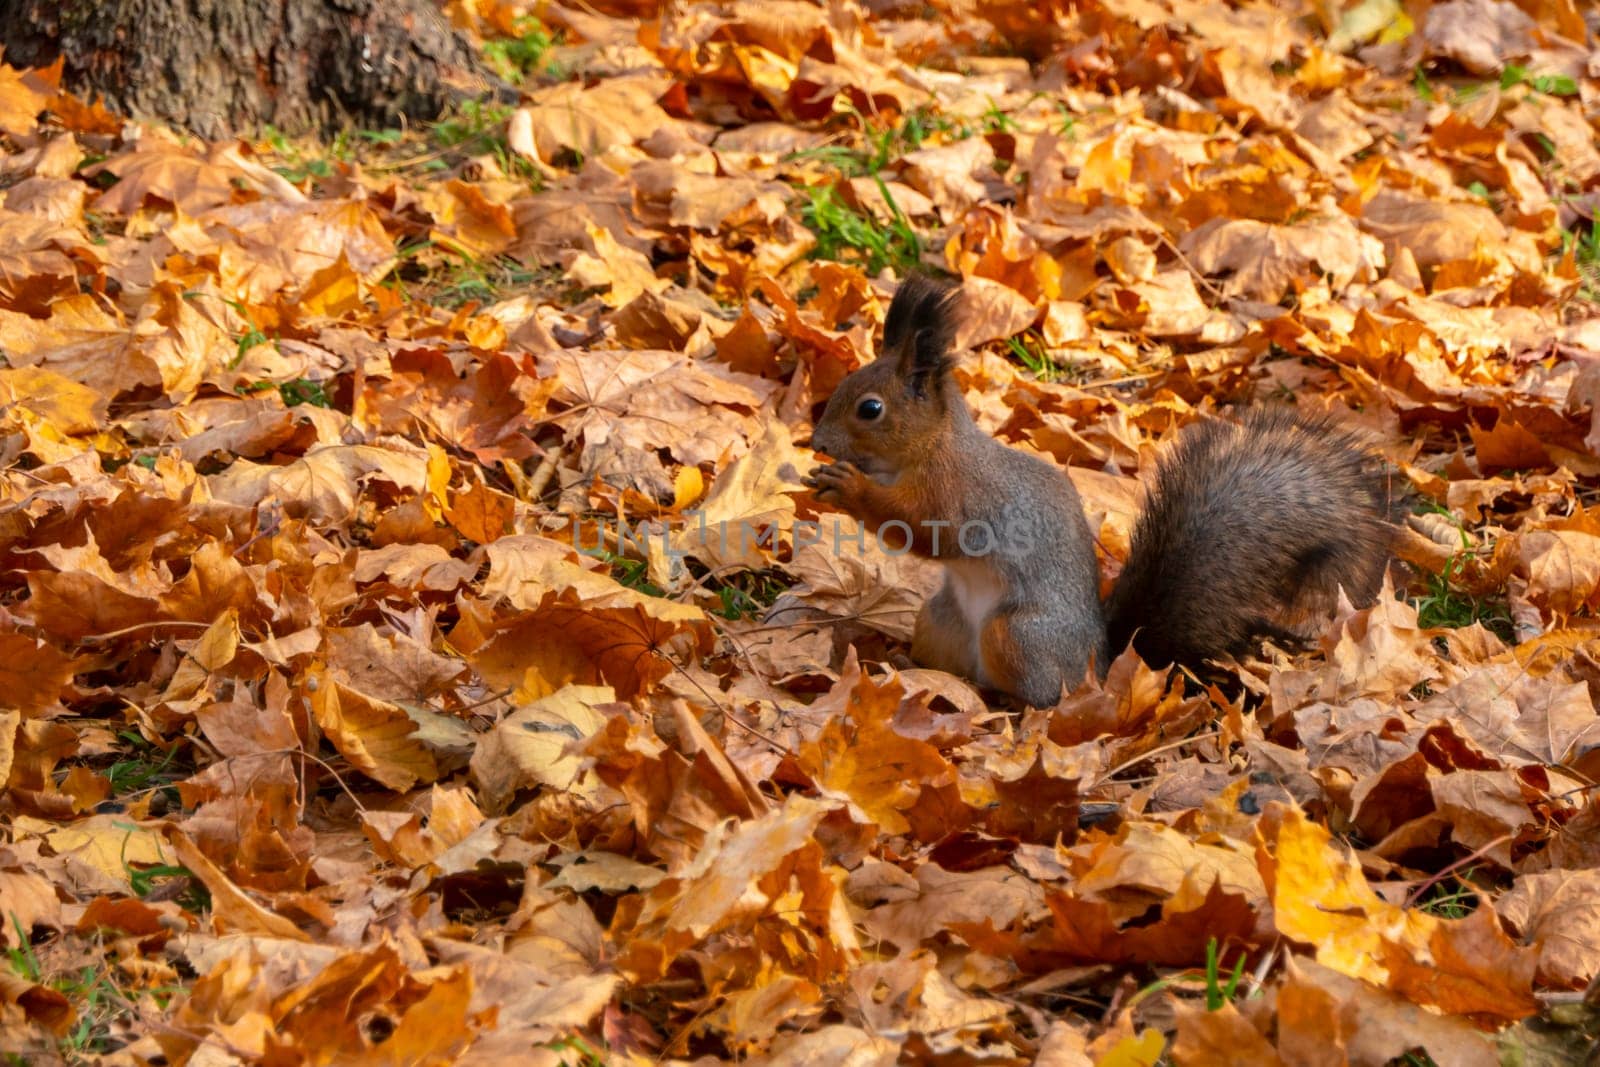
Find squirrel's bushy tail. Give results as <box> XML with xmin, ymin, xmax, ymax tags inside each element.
<box><xmin>1104</xmin><ymin>409</ymin><xmax>1394</xmax><ymax>669</ymax></box>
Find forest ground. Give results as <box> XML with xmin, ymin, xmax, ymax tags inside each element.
<box><xmin>3</xmin><ymin>0</ymin><xmax>1600</xmax><ymax>1064</ymax></box>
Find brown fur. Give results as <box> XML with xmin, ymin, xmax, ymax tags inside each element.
<box><xmin>979</xmin><ymin>613</ymin><xmax>1030</xmax><ymax>700</ymax></box>
<box><xmin>805</xmin><ymin>274</ymin><xmax>1395</xmax><ymax>704</ymax></box>
<box><xmin>806</xmin><ymin>275</ymin><xmax>1107</xmax><ymax>706</ymax></box>
<box><xmin>809</xmin><ymin>275</ymin><xmax>964</xmax><ymax>495</ymax></box>
<box><xmin>1104</xmin><ymin>409</ymin><xmax>1393</xmax><ymax>669</ymax></box>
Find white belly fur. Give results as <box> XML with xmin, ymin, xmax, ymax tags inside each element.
<box><xmin>943</xmin><ymin>558</ymin><xmax>1005</xmax><ymax>675</ymax></box>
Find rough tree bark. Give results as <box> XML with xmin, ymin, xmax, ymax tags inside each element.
<box><xmin>0</xmin><ymin>0</ymin><xmax>510</xmax><ymax>139</ymax></box>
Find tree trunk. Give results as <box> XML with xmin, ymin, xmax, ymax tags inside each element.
<box><xmin>0</xmin><ymin>0</ymin><xmax>509</xmax><ymax>139</ymax></box>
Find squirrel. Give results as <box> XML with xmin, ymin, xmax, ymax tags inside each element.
<box><xmin>802</xmin><ymin>274</ymin><xmax>1394</xmax><ymax>706</ymax></box>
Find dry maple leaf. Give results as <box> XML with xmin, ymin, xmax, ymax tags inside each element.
<box><xmin>856</xmin><ymin>861</ymin><xmax>1046</xmax><ymax>954</ymax></box>
<box><xmin>208</xmin><ymin>442</ymin><xmax>435</xmax><ymax>524</ymax></box>
<box><xmin>6</xmin><ymin>0</ymin><xmax>1600</xmax><ymax>1055</ymax></box>
<box><xmin>0</xmin><ymin>60</ymin><xmax>52</xmax><ymax>136</ymax></box>
<box><xmin>305</xmin><ymin>664</ymin><xmax>441</xmax><ymax>792</ymax></box>
<box><xmin>794</xmin><ymin>668</ymin><xmax>958</xmax><ymax>836</ymax></box>
<box><xmin>768</xmin><ymin>533</ymin><xmax>936</xmax><ymax>643</ymax></box>
<box><xmin>1171</xmin><ymin>1001</ymin><xmax>1284</xmax><ymax>1067</ymax></box>
<box><xmin>1</xmin><ymin>969</ymin><xmax>76</xmax><ymax>1043</ymax></box>
<box><xmin>0</xmin><ymin>866</ymin><xmax>62</xmax><ymax>948</ymax></box>
<box><xmin>0</xmin><ymin>631</ymin><xmax>79</xmax><ymax>714</ymax></box>
<box><xmin>1181</xmin><ymin>213</ymin><xmax>1385</xmax><ymax>303</ymax></box>
<box><xmin>675</xmin><ymin>417</ymin><xmax>808</xmax><ymax>571</ymax></box>
<box><xmin>469</xmin><ymin>684</ymin><xmax>617</xmax><ymax>812</ymax></box>
<box><xmin>464</xmin><ymin>553</ymin><xmax>712</xmax><ymax>701</ymax></box>
<box><xmin>92</xmin><ymin>137</ymin><xmax>304</xmax><ymax>216</ymax></box>
<box><xmin>1496</xmin><ymin>868</ymin><xmax>1600</xmax><ymax>988</ymax></box>
<box><xmin>1273</xmin><ymin>956</ymin><xmax>1499</xmax><ymax>1067</ymax></box>
<box><xmin>512</xmin><ymin>76</ymin><xmax>679</xmax><ymax>164</ymax></box>
<box><xmin>1264</xmin><ymin>804</ymin><xmax>1539</xmax><ymax>1021</ymax></box>
<box><xmin>611</xmin><ymin>793</ymin><xmax>855</xmax><ymax>984</ymax></box>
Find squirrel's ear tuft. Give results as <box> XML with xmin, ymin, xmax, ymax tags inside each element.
<box><xmin>885</xmin><ymin>274</ymin><xmax>960</xmax><ymax>398</ymax></box>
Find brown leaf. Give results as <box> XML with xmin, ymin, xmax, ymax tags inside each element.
<box><xmin>93</xmin><ymin>138</ymin><xmax>298</xmax><ymax>215</ymax></box>
<box><xmin>0</xmin><ymin>710</ymin><xmax>17</xmax><ymax>788</ymax></box>
<box><xmin>424</xmin><ymin>179</ymin><xmax>518</xmax><ymax>259</ymax></box>
<box><xmin>78</xmin><ymin>895</ymin><xmax>189</xmax><ymax>939</ymax></box>
<box><xmin>849</xmin><ymin>952</ymin><xmax>1011</xmax><ymax>1042</ymax></box>
<box><xmin>953</xmin><ymin>275</ymin><xmax>1038</xmax><ymax>349</ymax></box>
<box><xmin>469</xmin><ymin>684</ymin><xmax>615</xmax><ymax>812</ymax></box>
<box><xmin>324</xmin><ymin>623</ymin><xmax>464</xmax><ymax>704</ymax></box>
<box><xmin>1496</xmin><ymin>869</ymin><xmax>1600</xmax><ymax>987</ymax></box>
<box><xmin>208</xmin><ymin>443</ymin><xmax>433</xmax><ymax>524</ymax></box>
<box><xmin>1420</xmin><ymin>0</ymin><xmax>1536</xmax><ymax>75</ymax></box>
<box><xmin>306</xmin><ymin>665</ymin><xmax>439</xmax><ymax>791</ymax></box>
<box><xmin>857</xmin><ymin>862</ymin><xmax>1045</xmax><ymax>954</ymax></box>
<box><xmin>900</xmin><ymin>137</ymin><xmax>996</xmax><ymax>217</ymax></box>
<box><xmin>430</xmin><ymin>937</ymin><xmax>619</xmax><ymax>1037</ymax></box>
<box><xmin>364</xmin><ymin>350</ymin><xmax>544</xmax><ymax>467</ymax></box>
<box><xmin>512</xmin><ymin>76</ymin><xmax>677</xmax><ymax>164</ymax></box>
<box><xmin>162</xmin><ymin>826</ymin><xmax>309</xmax><ymax>941</ymax></box>
<box><xmin>1379</xmin><ymin>905</ymin><xmax>1540</xmax><ymax>1020</ymax></box>
<box><xmin>795</xmin><ymin>668</ymin><xmax>959</xmax><ymax>836</ymax></box>
<box><xmin>466</xmin><ymin>584</ymin><xmax>709</xmax><ymax>702</ymax></box>
<box><xmin>760</xmin><ymin>1025</ymin><xmax>901</xmax><ymax>1066</ymax></box>
<box><xmin>1360</xmin><ymin>189</ymin><xmax>1532</xmax><ymax>271</ymax></box>
<box><xmin>445</xmin><ymin>478</ymin><xmax>518</xmax><ymax>543</ymax></box>
<box><xmin>0</xmin><ymin>211</ymin><xmax>95</xmax><ymax>314</ymax></box>
<box><xmin>1181</xmin><ymin>214</ymin><xmax>1384</xmax><ymax>302</ymax></box>
<box><xmin>1499</xmin><ymin>523</ymin><xmax>1600</xmax><ymax>617</ymax></box>
<box><xmin>675</xmin><ymin>417</ymin><xmax>807</xmax><ymax>570</ymax></box>
<box><xmin>612</xmin><ymin>793</ymin><xmax>851</xmax><ymax>982</ymax></box>
<box><xmin>1276</xmin><ymin>956</ymin><xmax>1499</xmax><ymax>1067</ymax></box>
<box><xmin>1171</xmin><ymin>1001</ymin><xmax>1284</xmax><ymax>1067</ymax></box>
<box><xmin>771</xmin><ymin>533</ymin><xmax>938</xmax><ymax>644</ymax></box>
<box><xmin>0</xmin><ymin>867</ymin><xmax>62</xmax><ymax>945</ymax></box>
<box><xmin>1266</xmin><ymin>805</ymin><xmax>1539</xmax><ymax>1020</ymax></box>
<box><xmin>0</xmin><ymin>632</ymin><xmax>78</xmax><ymax>714</ymax></box>
<box><xmin>707</xmin><ymin>974</ymin><xmax>824</xmax><ymax>1054</ymax></box>
<box><xmin>0</xmin><ymin>970</ymin><xmax>74</xmax><ymax>1036</ymax></box>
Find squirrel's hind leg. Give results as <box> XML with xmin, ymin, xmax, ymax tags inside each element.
<box><xmin>979</xmin><ymin>609</ymin><xmax>1088</xmax><ymax>708</ymax></box>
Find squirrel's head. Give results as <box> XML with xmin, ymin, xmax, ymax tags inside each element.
<box><xmin>811</xmin><ymin>274</ymin><xmax>962</xmax><ymax>478</ymax></box>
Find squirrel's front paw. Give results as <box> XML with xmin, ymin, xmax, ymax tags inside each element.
<box><xmin>803</xmin><ymin>461</ymin><xmax>866</xmax><ymax>508</ymax></box>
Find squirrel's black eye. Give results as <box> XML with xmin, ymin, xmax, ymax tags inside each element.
<box><xmin>856</xmin><ymin>396</ymin><xmax>884</xmax><ymax>421</ymax></box>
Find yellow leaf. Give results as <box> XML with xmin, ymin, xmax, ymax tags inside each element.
<box><xmin>0</xmin><ymin>61</ymin><xmax>49</xmax><ymax>135</ymax></box>
<box><xmin>165</xmin><ymin>608</ymin><xmax>240</xmax><ymax>701</ymax></box>
<box><xmin>0</xmin><ymin>366</ymin><xmax>104</xmax><ymax>435</ymax></box>
<box><xmin>23</xmin><ymin>815</ymin><xmax>168</xmax><ymax>893</ymax></box>
<box><xmin>673</xmin><ymin>465</ymin><xmax>705</xmax><ymax>510</ymax></box>
<box><xmin>1094</xmin><ymin>1029</ymin><xmax>1166</xmax><ymax>1067</ymax></box>
<box><xmin>296</xmin><ymin>254</ymin><xmax>364</xmax><ymax>319</ymax></box>
<box><xmin>797</xmin><ymin>670</ymin><xmax>956</xmax><ymax>835</ymax></box>
<box><xmin>425</xmin><ymin>442</ymin><xmax>452</xmax><ymax>521</ymax></box>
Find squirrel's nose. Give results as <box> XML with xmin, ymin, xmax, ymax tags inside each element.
<box><xmin>809</xmin><ymin>423</ymin><xmax>839</xmax><ymax>458</ymax></box>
